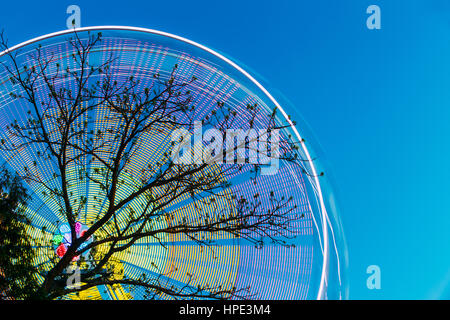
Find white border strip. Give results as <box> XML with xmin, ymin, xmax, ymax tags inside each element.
<box><xmin>0</xmin><ymin>26</ymin><xmax>331</xmax><ymax>299</ymax></box>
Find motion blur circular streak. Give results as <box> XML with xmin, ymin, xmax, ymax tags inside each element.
<box><xmin>0</xmin><ymin>26</ymin><xmax>344</xmax><ymax>299</ymax></box>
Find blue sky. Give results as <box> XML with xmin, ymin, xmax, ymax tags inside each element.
<box><xmin>2</xmin><ymin>0</ymin><xmax>450</xmax><ymax>299</ymax></box>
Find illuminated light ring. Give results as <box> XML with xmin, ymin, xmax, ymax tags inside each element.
<box><xmin>0</xmin><ymin>26</ymin><xmax>343</xmax><ymax>299</ymax></box>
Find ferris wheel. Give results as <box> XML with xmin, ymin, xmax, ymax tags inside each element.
<box><xmin>0</xmin><ymin>26</ymin><xmax>347</xmax><ymax>300</ymax></box>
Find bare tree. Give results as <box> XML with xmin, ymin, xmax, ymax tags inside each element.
<box><xmin>0</xmin><ymin>31</ymin><xmax>311</xmax><ymax>300</ymax></box>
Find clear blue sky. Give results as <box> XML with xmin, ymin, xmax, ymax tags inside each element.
<box><xmin>2</xmin><ymin>0</ymin><xmax>450</xmax><ymax>299</ymax></box>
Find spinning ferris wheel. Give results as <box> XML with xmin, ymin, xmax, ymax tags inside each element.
<box><xmin>0</xmin><ymin>26</ymin><xmax>347</xmax><ymax>300</ymax></box>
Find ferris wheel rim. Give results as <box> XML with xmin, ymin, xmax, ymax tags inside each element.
<box><xmin>0</xmin><ymin>25</ymin><xmax>332</xmax><ymax>300</ymax></box>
